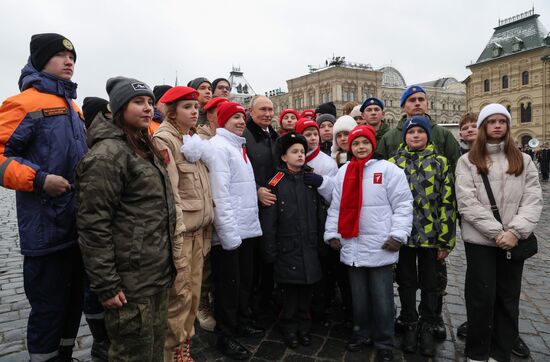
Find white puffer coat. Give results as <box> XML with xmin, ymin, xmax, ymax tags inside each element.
<box><xmin>307</xmin><ymin>149</ymin><xmax>338</xmax><ymax>203</ymax></box>
<box><xmin>207</xmin><ymin>128</ymin><xmax>263</xmax><ymax>250</ymax></box>
<box><xmin>324</xmin><ymin>158</ymin><xmax>413</xmax><ymax>267</ymax></box>
<box><xmin>455</xmin><ymin>142</ymin><xmax>542</xmax><ymax>247</ymax></box>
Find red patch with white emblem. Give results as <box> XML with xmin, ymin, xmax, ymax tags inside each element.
<box><xmin>373</xmin><ymin>172</ymin><xmax>383</xmax><ymax>184</ymax></box>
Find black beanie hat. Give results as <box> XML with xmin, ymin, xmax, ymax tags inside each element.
<box><xmin>212</xmin><ymin>78</ymin><xmax>231</xmax><ymax>92</ymax></box>
<box><xmin>153</xmin><ymin>85</ymin><xmax>172</xmax><ymax>104</ymax></box>
<box><xmin>187</xmin><ymin>77</ymin><xmax>211</xmax><ymax>90</ymax></box>
<box><xmin>30</xmin><ymin>33</ymin><xmax>76</xmax><ymax>71</ymax></box>
<box><xmin>106</xmin><ymin>76</ymin><xmax>154</xmax><ymax>115</ymax></box>
<box><xmin>82</xmin><ymin>97</ymin><xmax>109</xmax><ymax>129</ymax></box>
<box><xmin>315</xmin><ymin>102</ymin><xmax>337</xmax><ymax>118</ymax></box>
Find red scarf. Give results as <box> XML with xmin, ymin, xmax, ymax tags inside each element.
<box><xmin>305</xmin><ymin>146</ymin><xmax>321</xmax><ymax>163</ymax></box>
<box><xmin>338</xmin><ymin>154</ymin><xmax>373</xmax><ymax>238</ymax></box>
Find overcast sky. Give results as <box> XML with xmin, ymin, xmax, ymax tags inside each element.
<box><xmin>1</xmin><ymin>0</ymin><xmax>549</xmax><ymax>107</ymax></box>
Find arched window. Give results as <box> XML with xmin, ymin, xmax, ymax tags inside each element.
<box><xmin>502</xmin><ymin>75</ymin><xmax>509</xmax><ymax>89</ymax></box>
<box><xmin>484</xmin><ymin>79</ymin><xmax>490</xmax><ymax>92</ymax></box>
<box><xmin>522</xmin><ymin>71</ymin><xmax>529</xmax><ymax>85</ymax></box>
<box><xmin>506</xmin><ymin>105</ymin><xmax>512</xmax><ymax>115</ymax></box>
<box><xmin>520</xmin><ymin>102</ymin><xmax>532</xmax><ymax>123</ymax></box>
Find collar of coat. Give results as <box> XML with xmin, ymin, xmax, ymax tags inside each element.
<box><xmin>396</xmin><ymin>113</ymin><xmax>433</xmax><ymax>130</ymax></box>
<box><xmin>246</xmin><ymin>118</ymin><xmax>279</xmax><ymax>142</ymax></box>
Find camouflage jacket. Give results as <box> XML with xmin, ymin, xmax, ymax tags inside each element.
<box><xmin>76</xmin><ymin>114</ymin><xmax>176</xmax><ymax>301</ymax></box>
<box><xmin>388</xmin><ymin>144</ymin><xmax>456</xmax><ymax>251</ymax></box>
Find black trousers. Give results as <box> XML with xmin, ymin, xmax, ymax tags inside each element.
<box><xmin>211</xmin><ymin>238</ymin><xmax>255</xmax><ymax>338</ymax></box>
<box><xmin>396</xmin><ymin>247</ymin><xmax>439</xmax><ymax>324</ymax></box>
<box><xmin>464</xmin><ymin>243</ymin><xmax>524</xmax><ymax>362</ymax></box>
<box><xmin>279</xmin><ymin>284</ymin><xmax>312</xmax><ymax>334</ymax></box>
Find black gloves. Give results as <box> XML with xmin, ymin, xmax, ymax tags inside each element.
<box><xmin>303</xmin><ymin>172</ymin><xmax>323</xmax><ymax>188</ymax></box>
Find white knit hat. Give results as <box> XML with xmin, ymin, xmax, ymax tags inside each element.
<box><xmin>349</xmin><ymin>105</ymin><xmax>362</xmax><ymax>119</ymax></box>
<box><xmin>331</xmin><ymin>115</ymin><xmax>358</xmax><ymax>157</ymax></box>
<box><xmin>477</xmin><ymin>103</ymin><xmax>512</xmax><ymax>128</ymax></box>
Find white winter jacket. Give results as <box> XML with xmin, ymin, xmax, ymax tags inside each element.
<box><xmin>455</xmin><ymin>142</ymin><xmax>542</xmax><ymax>247</ymax></box>
<box><xmin>324</xmin><ymin>158</ymin><xmax>413</xmax><ymax>267</ymax></box>
<box><xmin>207</xmin><ymin>128</ymin><xmax>263</xmax><ymax>250</ymax></box>
<box><xmin>306</xmin><ymin>149</ymin><xmax>338</xmax><ymax>203</ymax></box>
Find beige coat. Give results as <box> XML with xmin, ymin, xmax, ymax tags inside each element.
<box><xmin>196</xmin><ymin>124</ymin><xmax>215</xmax><ymax>140</ymax></box>
<box><xmin>455</xmin><ymin>142</ymin><xmax>542</xmax><ymax>247</ymax></box>
<box><xmin>153</xmin><ymin>122</ymin><xmax>214</xmax><ymax>249</ymax></box>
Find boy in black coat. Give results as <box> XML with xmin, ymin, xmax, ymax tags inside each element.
<box><xmin>261</xmin><ymin>133</ymin><xmax>323</xmax><ymax>349</ymax></box>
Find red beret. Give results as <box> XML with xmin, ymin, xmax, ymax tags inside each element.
<box><xmin>279</xmin><ymin>109</ymin><xmax>299</xmax><ymax>125</ymax></box>
<box><xmin>204</xmin><ymin>97</ymin><xmax>229</xmax><ymax>111</ymax></box>
<box><xmin>217</xmin><ymin>102</ymin><xmax>246</xmax><ymax>128</ymax></box>
<box><xmin>159</xmin><ymin>86</ymin><xmax>198</xmax><ymax>103</ymax></box>
<box><xmin>348</xmin><ymin>125</ymin><xmax>376</xmax><ymax>151</ymax></box>
<box><xmin>295</xmin><ymin>118</ymin><xmax>319</xmax><ymax>135</ymax></box>
<box><xmin>299</xmin><ymin>109</ymin><xmax>315</xmax><ymax>119</ymax></box>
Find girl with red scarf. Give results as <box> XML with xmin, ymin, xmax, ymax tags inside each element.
<box><xmin>324</xmin><ymin>125</ymin><xmax>413</xmax><ymax>361</ymax></box>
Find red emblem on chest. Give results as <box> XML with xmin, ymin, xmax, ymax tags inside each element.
<box><xmin>373</xmin><ymin>172</ymin><xmax>383</xmax><ymax>184</ymax></box>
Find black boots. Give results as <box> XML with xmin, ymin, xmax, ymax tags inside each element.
<box><xmin>401</xmin><ymin>322</ymin><xmax>417</xmax><ymax>353</ymax></box>
<box><xmin>86</xmin><ymin>318</ymin><xmax>110</xmax><ymax>361</ymax></box>
<box><xmin>217</xmin><ymin>336</ymin><xmax>251</xmax><ymax>360</ymax></box>
<box><xmin>419</xmin><ymin>323</ymin><xmax>436</xmax><ymax>357</ymax></box>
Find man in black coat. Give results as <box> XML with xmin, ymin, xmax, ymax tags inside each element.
<box><xmin>242</xmin><ymin>96</ymin><xmax>280</xmax><ymax>317</ymax></box>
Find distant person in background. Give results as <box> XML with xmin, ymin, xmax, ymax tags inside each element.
<box><xmin>457</xmin><ymin>112</ymin><xmax>478</xmax><ymax>154</ymax></box>
<box><xmin>539</xmin><ymin>143</ymin><xmax>549</xmax><ymax>181</ymax></box>
<box><xmin>150</xmin><ymin>85</ymin><xmax>172</xmax><ymax>134</ymax></box>
<box><xmin>188</xmin><ymin>77</ymin><xmax>212</xmax><ymax>125</ymax></box>
<box><xmin>317</xmin><ymin>114</ymin><xmax>336</xmax><ymax>156</ymax></box>
<box><xmin>315</xmin><ymin>102</ymin><xmax>337</xmax><ymax>119</ymax></box>
<box><xmin>300</xmin><ymin>109</ymin><xmax>315</xmax><ymax>119</ymax></box>
<box><xmin>342</xmin><ymin>101</ymin><xmax>359</xmax><ymax>116</ymax></box>
<box><xmin>279</xmin><ymin>108</ymin><xmax>299</xmax><ymax>135</ymax></box>
<box><xmin>349</xmin><ymin>105</ymin><xmax>365</xmax><ymax>125</ymax></box>
<box><xmin>212</xmin><ymin>78</ymin><xmax>231</xmax><ymax>98</ymax></box>
<box><xmin>360</xmin><ymin>97</ymin><xmax>389</xmax><ymax>143</ymax></box>
<box><xmin>83</xmin><ymin>96</ymin><xmax>110</xmax><ymax>129</ymax></box>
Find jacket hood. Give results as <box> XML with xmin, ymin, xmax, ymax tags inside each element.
<box><xmin>18</xmin><ymin>58</ymin><xmax>78</xmax><ymax>99</ymax></box>
<box><xmin>86</xmin><ymin>113</ymin><xmax>125</xmax><ymax>148</ymax></box>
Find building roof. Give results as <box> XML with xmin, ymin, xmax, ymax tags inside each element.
<box><xmin>378</xmin><ymin>66</ymin><xmax>406</xmax><ymax>88</ymax></box>
<box><xmin>228</xmin><ymin>66</ymin><xmax>256</xmax><ymax>97</ymax></box>
<box><xmin>473</xmin><ymin>9</ymin><xmax>549</xmax><ymax>65</ymax></box>
<box><xmin>418</xmin><ymin>77</ymin><xmax>458</xmax><ymax>88</ymax></box>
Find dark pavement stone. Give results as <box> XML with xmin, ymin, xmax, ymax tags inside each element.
<box><xmin>317</xmin><ymin>338</ymin><xmax>346</xmax><ymax>360</ymax></box>
<box><xmin>254</xmin><ymin>341</ymin><xmax>287</xmax><ymax>361</ymax></box>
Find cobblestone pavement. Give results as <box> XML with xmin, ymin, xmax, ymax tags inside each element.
<box><xmin>1</xmin><ymin>182</ymin><xmax>549</xmax><ymax>361</ymax></box>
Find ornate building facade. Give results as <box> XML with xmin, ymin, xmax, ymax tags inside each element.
<box><xmin>464</xmin><ymin>9</ymin><xmax>550</xmax><ymax>146</ymax></box>
<box><xmin>269</xmin><ymin>58</ymin><xmax>465</xmax><ymax>130</ymax></box>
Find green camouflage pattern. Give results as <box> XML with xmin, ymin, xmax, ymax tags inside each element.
<box><xmin>104</xmin><ymin>290</ymin><xmax>169</xmax><ymax>361</ymax></box>
<box><xmin>76</xmin><ymin>114</ymin><xmax>176</xmax><ymax>302</ymax></box>
<box><xmin>389</xmin><ymin>143</ymin><xmax>456</xmax><ymax>251</ymax></box>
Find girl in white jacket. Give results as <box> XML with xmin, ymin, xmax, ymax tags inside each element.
<box><xmin>325</xmin><ymin>125</ymin><xmax>413</xmax><ymax>361</ymax></box>
<box><xmin>455</xmin><ymin>104</ymin><xmax>542</xmax><ymax>362</ymax></box>
<box><xmin>182</xmin><ymin>101</ymin><xmax>263</xmax><ymax>360</ymax></box>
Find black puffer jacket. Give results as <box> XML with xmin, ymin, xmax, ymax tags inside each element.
<box><xmin>260</xmin><ymin>166</ymin><xmax>322</xmax><ymax>285</ymax></box>
<box><xmin>243</xmin><ymin>118</ymin><xmax>279</xmax><ymax>188</ymax></box>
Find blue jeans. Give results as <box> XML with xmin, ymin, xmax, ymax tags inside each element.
<box><xmin>348</xmin><ymin>264</ymin><xmax>394</xmax><ymax>350</ymax></box>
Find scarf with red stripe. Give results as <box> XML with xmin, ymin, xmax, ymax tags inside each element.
<box><xmin>305</xmin><ymin>146</ymin><xmax>321</xmax><ymax>163</ymax></box>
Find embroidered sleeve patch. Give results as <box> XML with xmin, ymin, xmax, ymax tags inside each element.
<box><xmin>160</xmin><ymin>149</ymin><xmax>171</xmax><ymax>164</ymax></box>
<box><xmin>268</xmin><ymin>171</ymin><xmax>284</xmax><ymax>187</ymax></box>
<box><xmin>42</xmin><ymin>107</ymin><xmax>69</xmax><ymax>117</ymax></box>
<box><xmin>373</xmin><ymin>172</ymin><xmax>383</xmax><ymax>184</ymax></box>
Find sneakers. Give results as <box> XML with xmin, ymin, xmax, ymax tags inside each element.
<box><xmin>512</xmin><ymin>337</ymin><xmax>531</xmax><ymax>358</ymax></box>
<box><xmin>401</xmin><ymin>323</ymin><xmax>417</xmax><ymax>353</ymax></box>
<box><xmin>197</xmin><ymin>298</ymin><xmax>216</xmax><ymax>332</ymax></box>
<box><xmin>419</xmin><ymin>323</ymin><xmax>436</xmax><ymax>357</ymax></box>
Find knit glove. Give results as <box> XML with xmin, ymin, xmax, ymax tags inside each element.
<box><xmin>303</xmin><ymin>172</ymin><xmax>323</xmax><ymax>188</ymax></box>
<box><xmin>180</xmin><ymin>134</ymin><xmax>206</xmax><ymax>162</ymax></box>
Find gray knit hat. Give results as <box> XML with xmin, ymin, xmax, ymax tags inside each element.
<box><xmin>316</xmin><ymin>113</ymin><xmax>336</xmax><ymax>126</ymax></box>
<box><xmin>187</xmin><ymin>77</ymin><xmax>211</xmax><ymax>90</ymax></box>
<box><xmin>106</xmin><ymin>76</ymin><xmax>154</xmax><ymax>115</ymax></box>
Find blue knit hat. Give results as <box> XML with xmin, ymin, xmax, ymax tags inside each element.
<box><xmin>400</xmin><ymin>85</ymin><xmax>426</xmax><ymax>107</ymax></box>
<box><xmin>402</xmin><ymin>116</ymin><xmax>432</xmax><ymax>142</ymax></box>
<box><xmin>360</xmin><ymin>97</ymin><xmax>384</xmax><ymax>112</ymax></box>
